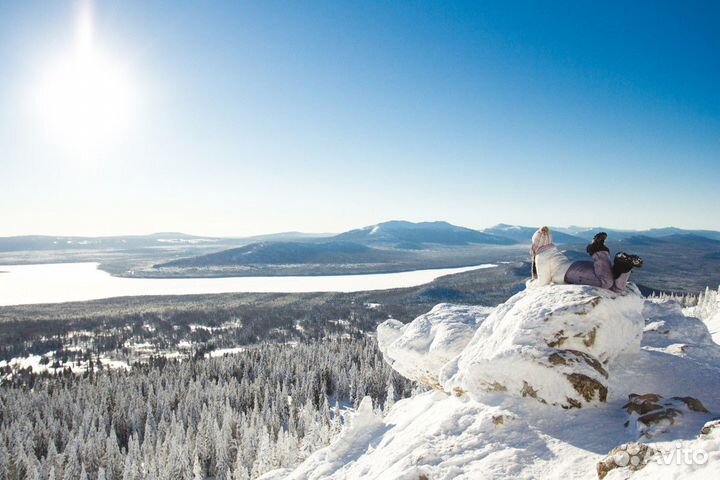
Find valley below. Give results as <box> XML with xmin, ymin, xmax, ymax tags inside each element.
<box><xmin>2</xmin><ymin>222</ymin><xmax>720</xmax><ymax>480</ymax></box>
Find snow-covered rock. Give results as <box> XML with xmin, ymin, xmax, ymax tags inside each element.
<box><xmin>622</xmin><ymin>393</ymin><xmax>710</xmax><ymax>440</ymax></box>
<box><xmin>440</xmin><ymin>284</ymin><xmax>645</xmax><ymax>408</ymax></box>
<box><xmin>596</xmin><ymin>443</ymin><xmax>656</xmax><ymax>480</ymax></box>
<box><xmin>644</xmin><ymin>300</ymin><xmax>717</xmax><ymax>346</ymax></box>
<box><xmin>642</xmin><ymin>298</ymin><xmax>720</xmax><ymax>364</ymax></box>
<box><xmin>281</xmin><ymin>291</ymin><xmax>720</xmax><ymax>480</ymax></box>
<box><xmin>601</xmin><ymin>419</ymin><xmax>720</xmax><ymax>479</ymax></box>
<box><xmin>377</xmin><ymin>303</ymin><xmax>494</xmax><ymax>388</ymax></box>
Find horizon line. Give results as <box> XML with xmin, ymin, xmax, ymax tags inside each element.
<box><xmin>1</xmin><ymin>221</ymin><xmax>719</xmax><ymax>239</ymax></box>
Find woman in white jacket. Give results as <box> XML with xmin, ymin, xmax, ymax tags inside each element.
<box><xmin>528</xmin><ymin>226</ymin><xmax>642</xmax><ymax>293</ymax></box>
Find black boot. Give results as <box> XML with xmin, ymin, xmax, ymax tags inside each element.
<box><xmin>612</xmin><ymin>252</ymin><xmax>632</xmax><ymax>279</ymax></box>
<box><xmin>613</xmin><ymin>252</ymin><xmax>642</xmax><ymax>278</ymax></box>
<box><xmin>586</xmin><ymin>232</ymin><xmax>609</xmax><ymax>256</ymax></box>
<box><xmin>629</xmin><ymin>254</ymin><xmax>643</xmax><ymax>268</ymax></box>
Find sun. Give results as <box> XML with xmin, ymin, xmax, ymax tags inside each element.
<box><xmin>33</xmin><ymin>6</ymin><xmax>135</xmax><ymax>155</ymax></box>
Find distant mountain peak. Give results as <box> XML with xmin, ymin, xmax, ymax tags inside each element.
<box><xmin>333</xmin><ymin>220</ymin><xmax>515</xmax><ymax>247</ymax></box>
<box><xmin>482</xmin><ymin>224</ymin><xmax>584</xmax><ymax>244</ymax></box>
<box><xmin>490</xmin><ymin>223</ymin><xmax>526</xmax><ymax>231</ymax></box>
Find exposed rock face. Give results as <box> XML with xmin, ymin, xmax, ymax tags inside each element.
<box><xmin>440</xmin><ymin>284</ymin><xmax>645</xmax><ymax>408</ymax></box>
<box><xmin>623</xmin><ymin>392</ymin><xmax>711</xmax><ymax>439</ymax></box>
<box><xmin>377</xmin><ymin>304</ymin><xmax>494</xmax><ymax>388</ymax></box>
<box><xmin>596</xmin><ymin>443</ymin><xmax>656</xmax><ymax>480</ymax></box>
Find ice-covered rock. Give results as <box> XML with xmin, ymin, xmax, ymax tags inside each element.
<box><xmin>377</xmin><ymin>303</ymin><xmax>494</xmax><ymax>388</ymax></box>
<box><xmin>440</xmin><ymin>284</ymin><xmax>645</xmax><ymax>408</ymax></box>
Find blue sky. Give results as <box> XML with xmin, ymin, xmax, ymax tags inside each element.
<box><xmin>1</xmin><ymin>1</ymin><xmax>719</xmax><ymax>236</ymax></box>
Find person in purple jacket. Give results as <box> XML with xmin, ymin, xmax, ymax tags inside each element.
<box><xmin>528</xmin><ymin>226</ymin><xmax>643</xmax><ymax>293</ymax></box>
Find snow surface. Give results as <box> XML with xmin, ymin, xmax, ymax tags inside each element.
<box><xmin>276</xmin><ymin>285</ymin><xmax>720</xmax><ymax>479</ymax></box>
<box><xmin>0</xmin><ymin>351</ymin><xmax>130</xmax><ymax>376</ymax></box>
<box><xmin>707</xmin><ymin>311</ymin><xmax>720</xmax><ymax>344</ymax></box>
<box><xmin>205</xmin><ymin>346</ymin><xmax>246</xmax><ymax>358</ymax></box>
<box><xmin>684</xmin><ymin>286</ymin><xmax>720</xmax><ymax>345</ymax></box>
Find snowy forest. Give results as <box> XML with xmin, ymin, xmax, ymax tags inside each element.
<box><xmin>650</xmin><ymin>285</ymin><xmax>720</xmax><ymax>310</ymax></box>
<box><xmin>0</xmin><ymin>266</ymin><xmax>520</xmax><ymax>480</ymax></box>
<box><xmin>2</xmin><ymin>272</ymin><xmax>717</xmax><ymax>480</ymax></box>
<box><xmin>0</xmin><ymin>337</ymin><xmax>417</xmax><ymax>480</ymax></box>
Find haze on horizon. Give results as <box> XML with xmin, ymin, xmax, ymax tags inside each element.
<box><xmin>1</xmin><ymin>1</ymin><xmax>719</xmax><ymax>237</ymax></box>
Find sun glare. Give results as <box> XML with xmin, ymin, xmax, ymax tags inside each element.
<box><xmin>33</xmin><ymin>6</ymin><xmax>135</xmax><ymax>155</ymax></box>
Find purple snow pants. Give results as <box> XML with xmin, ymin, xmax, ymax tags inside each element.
<box><xmin>564</xmin><ymin>251</ymin><xmax>631</xmax><ymax>293</ymax></box>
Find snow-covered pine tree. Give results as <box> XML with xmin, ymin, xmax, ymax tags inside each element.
<box><xmin>231</xmin><ymin>447</ymin><xmax>249</xmax><ymax>480</ymax></box>
<box><xmin>215</xmin><ymin>412</ymin><xmax>232</xmax><ymax>478</ymax></box>
<box><xmin>122</xmin><ymin>434</ymin><xmax>140</xmax><ymax>480</ymax></box>
<box><xmin>62</xmin><ymin>440</ymin><xmax>81</xmax><ymax>480</ymax></box>
<box><xmin>192</xmin><ymin>455</ymin><xmax>204</xmax><ymax>480</ymax></box>
<box><xmin>384</xmin><ymin>373</ymin><xmax>396</xmax><ymax>415</ymax></box>
<box><xmin>103</xmin><ymin>429</ymin><xmax>123</xmax><ymax>480</ymax></box>
<box><xmin>0</xmin><ymin>439</ymin><xmax>8</xmax><ymax>480</ymax></box>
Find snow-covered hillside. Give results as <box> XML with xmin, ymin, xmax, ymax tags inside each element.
<box><xmin>272</xmin><ymin>285</ymin><xmax>720</xmax><ymax>479</ymax></box>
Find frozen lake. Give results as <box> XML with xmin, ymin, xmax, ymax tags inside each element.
<box><xmin>0</xmin><ymin>262</ymin><xmax>497</xmax><ymax>306</ymax></box>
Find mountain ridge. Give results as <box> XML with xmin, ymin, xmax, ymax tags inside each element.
<box><xmin>3</xmin><ymin>221</ymin><xmax>720</xmax><ymax>253</ymax></box>
<box><xmin>148</xmin><ymin>221</ymin><xmax>720</xmax><ymax>273</ymax></box>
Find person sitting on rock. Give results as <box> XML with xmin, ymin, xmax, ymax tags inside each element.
<box><xmin>528</xmin><ymin>226</ymin><xmax>643</xmax><ymax>293</ymax></box>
